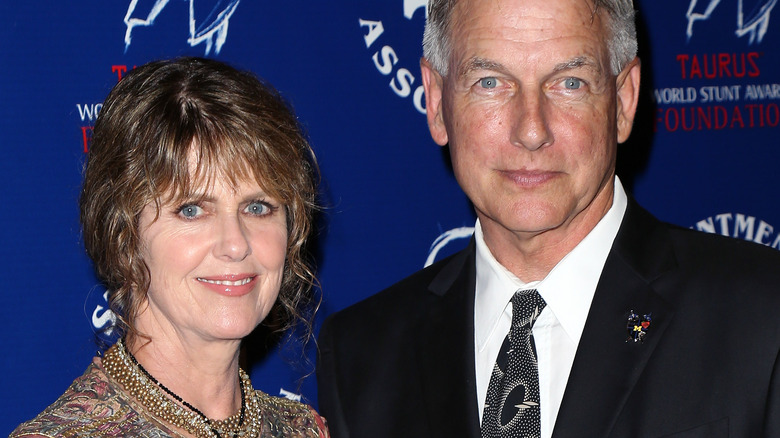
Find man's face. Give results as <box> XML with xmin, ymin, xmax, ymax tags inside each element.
<box><xmin>422</xmin><ymin>0</ymin><xmax>639</xmax><ymax>251</ymax></box>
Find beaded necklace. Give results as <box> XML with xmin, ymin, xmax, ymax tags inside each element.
<box><xmin>102</xmin><ymin>339</ymin><xmax>261</xmax><ymax>438</ymax></box>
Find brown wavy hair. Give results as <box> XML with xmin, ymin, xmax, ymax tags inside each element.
<box><xmin>80</xmin><ymin>57</ymin><xmax>319</xmax><ymax>343</ymax></box>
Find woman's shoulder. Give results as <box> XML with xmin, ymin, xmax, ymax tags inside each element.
<box><xmin>12</xmin><ymin>359</ymin><xmax>112</xmax><ymax>437</ymax></box>
<box><xmin>254</xmin><ymin>390</ymin><xmax>329</xmax><ymax>438</ymax></box>
<box><xmin>10</xmin><ymin>358</ymin><xmax>169</xmax><ymax>438</ymax></box>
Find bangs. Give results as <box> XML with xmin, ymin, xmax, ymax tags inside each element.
<box><xmin>141</xmin><ymin>97</ymin><xmax>286</xmax><ymax>210</ymax></box>
<box><xmin>150</xmin><ymin>138</ymin><xmax>280</xmax><ymax>209</ymax></box>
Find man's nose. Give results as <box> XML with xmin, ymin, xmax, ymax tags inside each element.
<box><xmin>509</xmin><ymin>90</ymin><xmax>552</xmax><ymax>151</ymax></box>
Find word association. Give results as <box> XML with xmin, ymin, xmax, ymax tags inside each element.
<box><xmin>360</xmin><ymin>19</ymin><xmax>426</xmax><ymax>114</ymax></box>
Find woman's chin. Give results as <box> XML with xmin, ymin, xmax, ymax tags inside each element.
<box><xmin>207</xmin><ymin>324</ymin><xmax>260</xmax><ymax>342</ymax></box>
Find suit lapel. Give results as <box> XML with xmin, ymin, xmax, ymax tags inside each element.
<box><xmin>552</xmin><ymin>200</ymin><xmax>678</xmax><ymax>438</ymax></box>
<box><xmin>415</xmin><ymin>242</ymin><xmax>482</xmax><ymax>438</ymax></box>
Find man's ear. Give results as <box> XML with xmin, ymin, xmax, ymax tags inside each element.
<box><xmin>421</xmin><ymin>58</ymin><xmax>449</xmax><ymax>146</ymax></box>
<box><xmin>615</xmin><ymin>57</ymin><xmax>641</xmax><ymax>144</ymax></box>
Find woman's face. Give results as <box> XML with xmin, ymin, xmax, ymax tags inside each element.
<box><xmin>135</xmin><ymin>174</ymin><xmax>288</xmax><ymax>344</ymax></box>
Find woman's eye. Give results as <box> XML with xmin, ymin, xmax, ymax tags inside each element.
<box><xmin>564</xmin><ymin>77</ymin><xmax>583</xmax><ymax>89</ymax></box>
<box><xmin>245</xmin><ymin>201</ymin><xmax>271</xmax><ymax>216</ymax></box>
<box><xmin>178</xmin><ymin>204</ymin><xmax>203</xmax><ymax>219</ymax></box>
<box><xmin>479</xmin><ymin>77</ymin><xmax>498</xmax><ymax>89</ymax></box>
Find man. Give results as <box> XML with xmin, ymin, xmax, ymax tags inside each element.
<box><xmin>317</xmin><ymin>0</ymin><xmax>780</xmax><ymax>437</ymax></box>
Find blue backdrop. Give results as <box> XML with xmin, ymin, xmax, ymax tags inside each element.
<box><xmin>2</xmin><ymin>0</ymin><xmax>778</xmax><ymax>434</ymax></box>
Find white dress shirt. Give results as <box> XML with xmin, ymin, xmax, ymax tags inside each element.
<box><xmin>474</xmin><ymin>177</ymin><xmax>628</xmax><ymax>438</ymax></box>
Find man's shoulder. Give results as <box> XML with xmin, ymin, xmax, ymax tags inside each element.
<box><xmin>621</xmin><ymin>200</ymin><xmax>780</xmax><ymax>282</ymax></box>
<box><xmin>665</xmin><ymin>223</ymin><xmax>780</xmax><ymax>274</ymax></box>
<box><xmin>325</xmin><ymin>246</ymin><xmax>473</xmax><ymax>326</ymax></box>
<box><xmin>644</xmin><ymin>221</ymin><xmax>780</xmax><ymax>311</ymax></box>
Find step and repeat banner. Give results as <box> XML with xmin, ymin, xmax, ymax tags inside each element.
<box><xmin>1</xmin><ymin>0</ymin><xmax>777</xmax><ymax>433</ymax></box>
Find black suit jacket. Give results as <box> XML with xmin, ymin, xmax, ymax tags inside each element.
<box><xmin>317</xmin><ymin>200</ymin><xmax>780</xmax><ymax>437</ymax></box>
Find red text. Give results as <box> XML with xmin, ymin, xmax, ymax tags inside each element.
<box><xmin>655</xmin><ymin>103</ymin><xmax>779</xmax><ymax>132</ymax></box>
<box><xmin>676</xmin><ymin>52</ymin><xmax>761</xmax><ymax>79</ymax></box>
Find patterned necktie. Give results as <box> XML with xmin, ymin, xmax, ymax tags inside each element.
<box><xmin>481</xmin><ymin>289</ymin><xmax>547</xmax><ymax>438</ymax></box>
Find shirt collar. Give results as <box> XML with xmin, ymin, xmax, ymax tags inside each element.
<box><xmin>475</xmin><ymin>177</ymin><xmax>628</xmax><ymax>349</ymax></box>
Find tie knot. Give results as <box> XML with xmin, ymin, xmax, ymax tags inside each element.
<box><xmin>511</xmin><ymin>289</ymin><xmax>546</xmax><ymax>328</ymax></box>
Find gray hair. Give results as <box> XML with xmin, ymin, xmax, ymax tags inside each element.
<box><xmin>422</xmin><ymin>0</ymin><xmax>637</xmax><ymax>77</ymax></box>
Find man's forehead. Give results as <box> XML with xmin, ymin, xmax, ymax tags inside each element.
<box><xmin>452</xmin><ymin>0</ymin><xmax>600</xmax><ymax>12</ymax></box>
<box><xmin>448</xmin><ymin>3</ymin><xmax>608</xmax><ymax>67</ymax></box>
<box><xmin>450</xmin><ymin>0</ymin><xmax>601</xmax><ymax>30</ymax></box>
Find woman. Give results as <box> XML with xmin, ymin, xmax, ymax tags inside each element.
<box><xmin>12</xmin><ymin>57</ymin><xmax>327</xmax><ymax>438</ymax></box>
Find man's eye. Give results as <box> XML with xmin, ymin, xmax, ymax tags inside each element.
<box><xmin>564</xmin><ymin>78</ymin><xmax>583</xmax><ymax>89</ymax></box>
<box><xmin>479</xmin><ymin>77</ymin><xmax>498</xmax><ymax>89</ymax></box>
<box><xmin>178</xmin><ymin>204</ymin><xmax>202</xmax><ymax>219</ymax></box>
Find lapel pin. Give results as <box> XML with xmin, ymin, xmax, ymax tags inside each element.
<box><xmin>626</xmin><ymin>310</ymin><xmax>652</xmax><ymax>343</ymax></box>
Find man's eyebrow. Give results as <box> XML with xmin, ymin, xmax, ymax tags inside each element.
<box><xmin>457</xmin><ymin>55</ymin><xmax>602</xmax><ymax>78</ymax></box>
<box><xmin>552</xmin><ymin>56</ymin><xmax>601</xmax><ymax>73</ymax></box>
<box><xmin>457</xmin><ymin>57</ymin><xmax>506</xmax><ymax>78</ymax></box>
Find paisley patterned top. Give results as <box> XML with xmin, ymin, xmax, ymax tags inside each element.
<box><xmin>11</xmin><ymin>358</ymin><xmax>329</xmax><ymax>438</ymax></box>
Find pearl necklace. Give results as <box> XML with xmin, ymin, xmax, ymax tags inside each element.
<box><xmin>102</xmin><ymin>339</ymin><xmax>260</xmax><ymax>438</ymax></box>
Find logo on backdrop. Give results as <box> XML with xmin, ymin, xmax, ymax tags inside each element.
<box><xmin>694</xmin><ymin>212</ymin><xmax>780</xmax><ymax>248</ymax></box>
<box><xmin>124</xmin><ymin>0</ymin><xmax>241</xmax><ymax>55</ymax></box>
<box><xmin>89</xmin><ymin>289</ymin><xmax>118</xmax><ymax>340</ymax></box>
<box><xmin>358</xmin><ymin>0</ymin><xmax>428</xmax><ymax>114</ymax></box>
<box><xmin>425</xmin><ymin>226</ymin><xmax>474</xmax><ymax>267</ymax></box>
<box><xmin>686</xmin><ymin>0</ymin><xmax>777</xmax><ymax>43</ymax></box>
<box><xmin>652</xmin><ymin>2</ymin><xmax>779</xmax><ymax>133</ymax></box>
